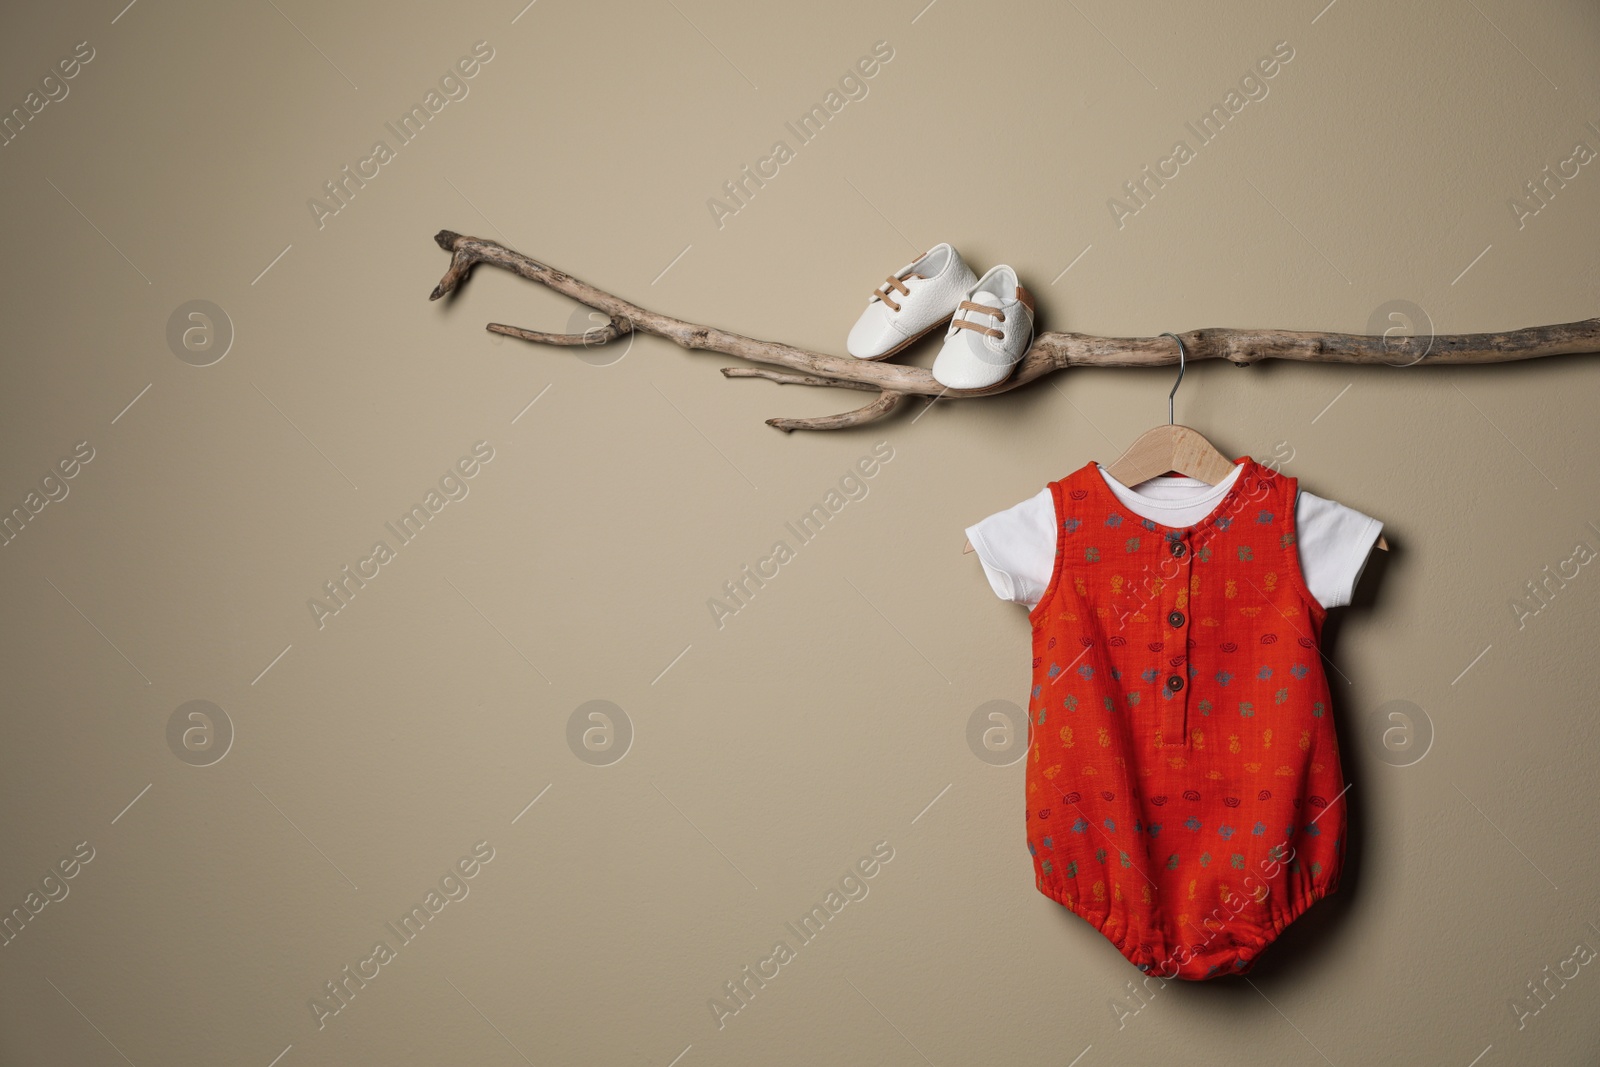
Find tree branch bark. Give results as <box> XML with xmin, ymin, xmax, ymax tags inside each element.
<box><xmin>429</xmin><ymin>230</ymin><xmax>1600</xmax><ymax>431</ymax></box>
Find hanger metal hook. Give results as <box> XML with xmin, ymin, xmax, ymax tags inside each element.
<box><xmin>1160</xmin><ymin>332</ymin><xmax>1185</xmax><ymax>426</ymax></box>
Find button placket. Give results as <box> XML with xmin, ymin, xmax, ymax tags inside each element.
<box><xmin>1165</xmin><ymin>533</ymin><xmax>1192</xmax><ymax>747</ymax></box>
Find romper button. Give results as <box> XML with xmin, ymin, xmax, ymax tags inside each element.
<box><xmin>1170</xmin><ymin>541</ymin><xmax>1186</xmax><ymax>558</ymax></box>
<box><xmin>1168</xmin><ymin>611</ymin><xmax>1185</xmax><ymax>628</ymax></box>
<box><xmin>1166</xmin><ymin>675</ymin><xmax>1184</xmax><ymax>692</ymax></box>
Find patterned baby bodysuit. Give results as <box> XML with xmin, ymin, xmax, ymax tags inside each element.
<box><xmin>966</xmin><ymin>457</ymin><xmax>1382</xmax><ymax>979</ymax></box>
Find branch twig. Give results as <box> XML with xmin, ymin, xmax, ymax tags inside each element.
<box><xmin>487</xmin><ymin>320</ymin><xmax>629</xmax><ymax>346</ymax></box>
<box><xmin>767</xmin><ymin>391</ymin><xmax>909</xmax><ymax>433</ymax></box>
<box><xmin>428</xmin><ymin>230</ymin><xmax>1600</xmax><ymax>431</ymax></box>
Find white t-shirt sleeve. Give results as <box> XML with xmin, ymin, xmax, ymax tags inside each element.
<box><xmin>963</xmin><ymin>483</ymin><xmax>1381</xmax><ymax>613</ymax></box>
<box><xmin>964</xmin><ymin>488</ymin><xmax>1057</xmax><ymax>609</ymax></box>
<box><xmin>1293</xmin><ymin>489</ymin><xmax>1383</xmax><ymax>609</ymax></box>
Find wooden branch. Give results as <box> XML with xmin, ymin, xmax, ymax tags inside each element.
<box><xmin>720</xmin><ymin>367</ymin><xmax>879</xmax><ymax>391</ymax></box>
<box><xmin>429</xmin><ymin>230</ymin><xmax>1600</xmax><ymax>432</ymax></box>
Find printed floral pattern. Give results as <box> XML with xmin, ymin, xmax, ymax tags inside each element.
<box><xmin>1024</xmin><ymin>458</ymin><xmax>1347</xmax><ymax>980</ymax></box>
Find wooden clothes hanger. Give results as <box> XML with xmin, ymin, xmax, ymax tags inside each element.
<box><xmin>964</xmin><ymin>333</ymin><xmax>1387</xmax><ymax>552</ymax></box>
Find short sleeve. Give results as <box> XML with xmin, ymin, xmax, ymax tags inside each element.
<box><xmin>964</xmin><ymin>488</ymin><xmax>1057</xmax><ymax>609</ymax></box>
<box><xmin>1293</xmin><ymin>489</ymin><xmax>1384</xmax><ymax>609</ymax></box>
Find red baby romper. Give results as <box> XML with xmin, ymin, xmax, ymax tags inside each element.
<box><xmin>1024</xmin><ymin>456</ymin><xmax>1347</xmax><ymax>979</ymax></box>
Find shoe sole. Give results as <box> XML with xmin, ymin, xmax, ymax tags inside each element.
<box><xmin>854</xmin><ymin>312</ymin><xmax>954</xmax><ymax>362</ymax></box>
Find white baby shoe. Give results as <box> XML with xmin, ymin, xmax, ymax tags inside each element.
<box><xmin>846</xmin><ymin>243</ymin><xmax>978</xmax><ymax>360</ymax></box>
<box><xmin>930</xmin><ymin>266</ymin><xmax>1035</xmax><ymax>390</ymax></box>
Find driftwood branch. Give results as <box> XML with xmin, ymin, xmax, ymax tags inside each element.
<box><xmin>720</xmin><ymin>367</ymin><xmax>880</xmax><ymax>391</ymax></box>
<box><xmin>428</xmin><ymin>230</ymin><xmax>1600</xmax><ymax>432</ymax></box>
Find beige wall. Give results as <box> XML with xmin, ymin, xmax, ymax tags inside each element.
<box><xmin>2</xmin><ymin>1</ymin><xmax>1598</xmax><ymax>1064</ymax></box>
